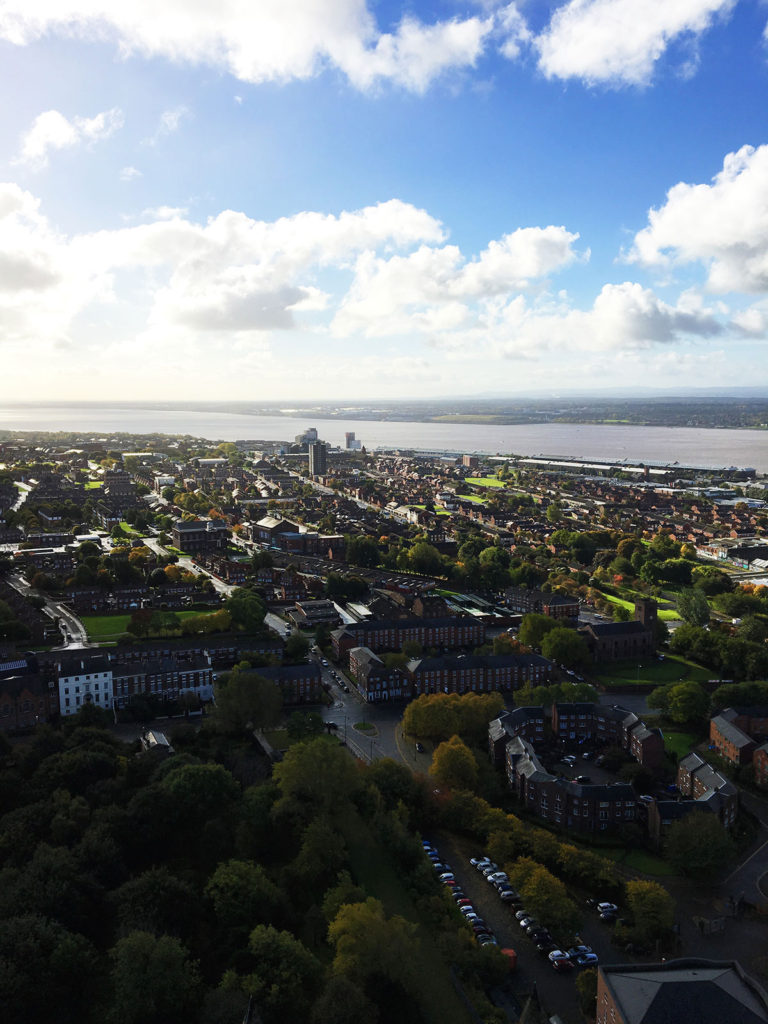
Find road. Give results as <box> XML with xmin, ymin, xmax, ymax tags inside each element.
<box><xmin>435</xmin><ymin>833</ymin><xmax>618</xmax><ymax>1024</ymax></box>
<box><xmin>6</xmin><ymin>571</ymin><xmax>88</xmax><ymax>648</ymax></box>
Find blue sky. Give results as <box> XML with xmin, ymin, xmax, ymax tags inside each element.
<box><xmin>1</xmin><ymin>0</ymin><xmax>767</xmax><ymax>402</ymax></box>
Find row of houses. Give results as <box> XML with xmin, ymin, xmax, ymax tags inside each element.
<box><xmin>348</xmin><ymin>649</ymin><xmax>553</xmax><ymax>703</ymax></box>
<box><xmin>0</xmin><ymin>641</ymin><xmax>318</xmax><ymax>731</ymax></box>
<box><xmin>331</xmin><ymin>615</ymin><xmax>486</xmax><ymax>660</ymax></box>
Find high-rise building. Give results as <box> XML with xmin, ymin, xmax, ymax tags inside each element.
<box><xmin>308</xmin><ymin>441</ymin><xmax>327</xmax><ymax>477</ymax></box>
<box><xmin>345</xmin><ymin>432</ymin><xmax>362</xmax><ymax>450</ymax></box>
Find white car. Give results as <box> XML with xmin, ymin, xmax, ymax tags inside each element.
<box><xmin>548</xmin><ymin>950</ymin><xmax>569</xmax><ymax>962</ymax></box>
<box><xmin>487</xmin><ymin>872</ymin><xmax>508</xmax><ymax>885</ymax></box>
<box><xmin>597</xmin><ymin>902</ymin><xmax>618</xmax><ymax>914</ymax></box>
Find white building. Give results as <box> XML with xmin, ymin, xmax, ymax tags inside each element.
<box><xmin>57</xmin><ymin>656</ymin><xmax>113</xmax><ymax>716</ymax></box>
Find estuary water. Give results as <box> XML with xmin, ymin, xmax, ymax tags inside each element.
<box><xmin>1</xmin><ymin>403</ymin><xmax>766</xmax><ymax>472</ymax></box>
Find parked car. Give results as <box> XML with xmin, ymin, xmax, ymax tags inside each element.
<box><xmin>439</xmin><ymin>872</ymin><xmax>455</xmax><ymax>881</ymax></box>
<box><xmin>469</xmin><ymin>856</ymin><xmax>487</xmax><ymax>867</ymax></box>
<box><xmin>567</xmin><ymin>946</ymin><xmax>592</xmax><ymax>959</ymax></box>
<box><xmin>500</xmin><ymin>891</ymin><xmax>522</xmax><ymax>904</ymax></box>
<box><xmin>551</xmin><ymin>956</ymin><xmax>575</xmax><ymax>972</ymax></box>
<box><xmin>574</xmin><ymin>953</ymin><xmax>599</xmax><ymax>967</ymax></box>
<box><xmin>456</xmin><ymin>898</ymin><xmax>473</xmax><ymax>908</ymax></box>
<box><xmin>460</xmin><ymin>906</ymin><xmax>477</xmax><ymax>917</ymax></box>
<box><xmin>514</xmin><ymin>910</ymin><xmax>528</xmax><ymax>921</ymax></box>
<box><xmin>487</xmin><ymin>872</ymin><xmax>508</xmax><ymax>885</ymax></box>
<box><xmin>576</xmin><ymin>775</ymin><xmax>592</xmax><ymax>784</ymax></box>
<box><xmin>481</xmin><ymin>863</ymin><xmax>500</xmax><ymax>877</ymax></box>
<box><xmin>597</xmin><ymin>902</ymin><xmax>619</xmax><ymax>915</ymax></box>
<box><xmin>548</xmin><ymin>950</ymin><xmax>569</xmax><ymax>963</ymax></box>
<box><xmin>416</xmin><ymin>742</ymin><xmax>425</xmax><ymax>753</ymax></box>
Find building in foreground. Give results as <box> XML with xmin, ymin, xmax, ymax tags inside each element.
<box><xmin>597</xmin><ymin>959</ymin><xmax>768</xmax><ymax>1024</ymax></box>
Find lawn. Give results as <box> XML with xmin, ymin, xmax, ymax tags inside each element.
<box><xmin>601</xmin><ymin>591</ymin><xmax>680</xmax><ymax>621</ymax></box>
<box><xmin>459</xmin><ymin>493</ymin><xmax>486</xmax><ymax>504</ymax></box>
<box><xmin>600</xmin><ymin>846</ymin><xmax>676</xmax><ymax>877</ymax></box>
<box><xmin>592</xmin><ymin>654</ymin><xmax>711</xmax><ymax>688</ymax></box>
<box><xmin>84</xmin><ymin>480</ymin><xmax>102</xmax><ymax>490</ymax></box>
<box><xmin>465</xmin><ymin>476</ymin><xmax>505</xmax><ymax>488</ymax></box>
<box><xmin>82</xmin><ymin>609</ymin><xmax>207</xmax><ymax>641</ymax></box>
<box><xmin>119</xmin><ymin>521</ymin><xmax>147</xmax><ymax>537</ymax></box>
<box><xmin>343</xmin><ymin>813</ymin><xmax>475</xmax><ymax>1024</ymax></box>
<box><xmin>664</xmin><ymin>730</ymin><xmax>700</xmax><ymax>759</ymax></box>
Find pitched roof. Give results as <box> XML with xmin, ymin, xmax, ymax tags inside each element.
<box><xmin>600</xmin><ymin>959</ymin><xmax>768</xmax><ymax>1024</ymax></box>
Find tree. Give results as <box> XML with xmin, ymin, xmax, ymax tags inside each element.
<box><xmin>407</xmin><ymin>541</ymin><xmax>442</xmax><ymax>576</ymax></box>
<box><xmin>677</xmin><ymin>588</ymin><xmax>711</xmax><ymax>627</ymax></box>
<box><xmin>0</xmin><ymin>914</ymin><xmax>97</xmax><ymax>1024</ymax></box>
<box><xmin>109</xmin><ymin>931</ymin><xmax>201</xmax><ymax>1024</ymax></box>
<box><xmin>625</xmin><ymin>880</ymin><xmax>674</xmax><ymax>945</ymax></box>
<box><xmin>213</xmin><ymin>671</ymin><xmax>282</xmax><ymax>735</ymax></box>
<box><xmin>284</xmin><ymin>633</ymin><xmax>310</xmax><ymax>662</ymax></box>
<box><xmin>647</xmin><ymin>685</ymin><xmax>670</xmax><ymax>715</ymax></box>
<box><xmin>575</xmin><ymin>968</ymin><xmax>598</xmax><ymax>1017</ymax></box>
<box><xmin>273</xmin><ymin>737</ymin><xmax>360</xmax><ymax>817</ymax></box>
<box><xmin>541</xmin><ymin>626</ymin><xmax>590</xmax><ymax>670</ymax></box>
<box><xmin>430</xmin><ymin>735</ymin><xmax>478</xmax><ymax>791</ymax></box>
<box><xmin>518</xmin><ymin>613</ymin><xmax>559</xmax><ymax>648</ymax></box>
<box><xmin>225</xmin><ymin>588</ymin><xmax>267</xmax><ymax>633</ymax></box>
<box><xmin>665</xmin><ymin>811</ymin><xmax>735</xmax><ymax>880</ymax></box>
<box><xmin>311</xmin><ymin>975</ymin><xmax>378</xmax><ymax>1024</ymax></box>
<box><xmin>241</xmin><ymin>925</ymin><xmax>323</xmax><ymax>1023</ymax></box>
<box><xmin>329</xmin><ymin>898</ymin><xmax>419</xmax><ymax>993</ymax></box>
<box><xmin>205</xmin><ymin>859</ymin><xmax>286</xmax><ymax>933</ymax></box>
<box><xmin>510</xmin><ymin>861</ymin><xmax>580</xmax><ymax>936</ymax></box>
<box><xmin>112</xmin><ymin>866</ymin><xmax>196</xmax><ymax>937</ymax></box>
<box><xmin>667</xmin><ymin>681</ymin><xmax>710</xmax><ymax>724</ymax></box>
<box><xmin>345</xmin><ymin>535</ymin><xmax>380</xmax><ymax>568</ymax></box>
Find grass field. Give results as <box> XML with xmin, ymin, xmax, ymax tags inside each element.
<box><xmin>84</xmin><ymin>480</ymin><xmax>102</xmax><ymax>490</ymax></box>
<box><xmin>460</xmin><ymin>493</ymin><xmax>486</xmax><ymax>504</ymax></box>
<box><xmin>465</xmin><ymin>476</ymin><xmax>505</xmax><ymax>488</ymax></box>
<box><xmin>592</xmin><ymin>654</ymin><xmax>711</xmax><ymax>688</ymax></box>
<box><xmin>600</xmin><ymin>846</ymin><xmax>676</xmax><ymax>877</ymax></box>
<box><xmin>664</xmin><ymin>730</ymin><xmax>700</xmax><ymax>759</ymax></box>
<box><xmin>82</xmin><ymin>609</ymin><xmax>207</xmax><ymax>640</ymax></box>
<box><xmin>601</xmin><ymin>591</ymin><xmax>680</xmax><ymax>621</ymax></box>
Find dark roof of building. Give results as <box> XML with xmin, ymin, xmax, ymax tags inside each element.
<box><xmin>556</xmin><ymin>779</ymin><xmax>635</xmax><ymax>801</ymax></box>
<box><xmin>555</xmin><ymin>702</ymin><xmax>595</xmax><ymax>714</ymax></box>
<box><xmin>257</xmin><ymin>663</ymin><xmax>321</xmax><ymax>681</ymax></box>
<box><xmin>586</xmin><ymin>620</ymin><xmax>649</xmax><ymax>637</ymax></box>
<box><xmin>711</xmin><ymin>714</ymin><xmax>754</xmax><ymax>749</ymax></box>
<box><xmin>599</xmin><ymin>959</ymin><xmax>768</xmax><ymax>1024</ymax></box>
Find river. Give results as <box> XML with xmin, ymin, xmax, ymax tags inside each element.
<box><xmin>1</xmin><ymin>403</ymin><xmax>766</xmax><ymax>472</ymax></box>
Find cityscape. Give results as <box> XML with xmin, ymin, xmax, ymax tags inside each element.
<box><xmin>1</xmin><ymin>423</ymin><xmax>768</xmax><ymax>1023</ymax></box>
<box><xmin>2</xmin><ymin>0</ymin><xmax>768</xmax><ymax>1022</ymax></box>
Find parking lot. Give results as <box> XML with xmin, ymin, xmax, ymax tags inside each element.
<box><xmin>429</xmin><ymin>834</ymin><xmax>621</xmax><ymax>1024</ymax></box>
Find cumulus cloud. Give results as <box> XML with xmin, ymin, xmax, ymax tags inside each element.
<box><xmin>17</xmin><ymin>107</ymin><xmax>123</xmax><ymax>169</ymax></box>
<box><xmin>333</xmin><ymin>226</ymin><xmax>583</xmax><ymax>336</ymax></box>
<box><xmin>0</xmin><ymin>1</ymin><xmax>497</xmax><ymax>93</ymax></box>
<box><xmin>629</xmin><ymin>143</ymin><xmax>768</xmax><ymax>293</ymax></box>
<box><xmin>535</xmin><ymin>0</ymin><xmax>735</xmax><ymax>87</ymax></box>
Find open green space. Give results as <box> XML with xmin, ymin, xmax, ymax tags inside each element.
<box><xmin>465</xmin><ymin>476</ymin><xmax>505</xmax><ymax>488</ymax></box>
<box><xmin>81</xmin><ymin>609</ymin><xmax>207</xmax><ymax>641</ymax></box>
<box><xmin>663</xmin><ymin>730</ymin><xmax>700</xmax><ymax>759</ymax></box>
<box><xmin>600</xmin><ymin>846</ymin><xmax>676</xmax><ymax>877</ymax></box>
<box><xmin>119</xmin><ymin>521</ymin><xmax>147</xmax><ymax>537</ymax></box>
<box><xmin>84</xmin><ymin>480</ymin><xmax>102</xmax><ymax>489</ymax></box>
<box><xmin>459</xmin><ymin>493</ymin><xmax>486</xmax><ymax>504</ymax></box>
<box><xmin>343</xmin><ymin>813</ymin><xmax>474</xmax><ymax>1024</ymax></box>
<box><xmin>353</xmin><ymin>721</ymin><xmax>375</xmax><ymax>732</ymax></box>
<box><xmin>592</xmin><ymin>654</ymin><xmax>711</xmax><ymax>688</ymax></box>
<box><xmin>600</xmin><ymin>591</ymin><xmax>680</xmax><ymax>621</ymax></box>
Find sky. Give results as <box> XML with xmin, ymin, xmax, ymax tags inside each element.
<box><xmin>1</xmin><ymin>0</ymin><xmax>767</xmax><ymax>402</ymax></box>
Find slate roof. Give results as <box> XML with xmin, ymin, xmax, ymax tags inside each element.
<box><xmin>712</xmin><ymin>714</ymin><xmax>754</xmax><ymax>750</ymax></box>
<box><xmin>600</xmin><ymin>959</ymin><xmax>768</xmax><ymax>1024</ymax></box>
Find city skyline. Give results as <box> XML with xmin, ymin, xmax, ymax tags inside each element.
<box><xmin>1</xmin><ymin>1</ymin><xmax>767</xmax><ymax>400</ymax></box>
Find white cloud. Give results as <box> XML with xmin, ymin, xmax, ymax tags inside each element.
<box><xmin>120</xmin><ymin>165</ymin><xmax>142</xmax><ymax>181</ymax></box>
<box><xmin>17</xmin><ymin>107</ymin><xmax>123</xmax><ymax>169</ymax></box>
<box><xmin>535</xmin><ymin>0</ymin><xmax>735</xmax><ymax>86</ymax></box>
<box><xmin>333</xmin><ymin>226</ymin><xmax>583</xmax><ymax>336</ymax></box>
<box><xmin>629</xmin><ymin>144</ymin><xmax>768</xmax><ymax>293</ymax></box>
<box><xmin>0</xmin><ymin>1</ymin><xmax>499</xmax><ymax>94</ymax></box>
<box><xmin>143</xmin><ymin>106</ymin><xmax>190</xmax><ymax>145</ymax></box>
<box><xmin>141</xmin><ymin>205</ymin><xmax>188</xmax><ymax>220</ymax></box>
